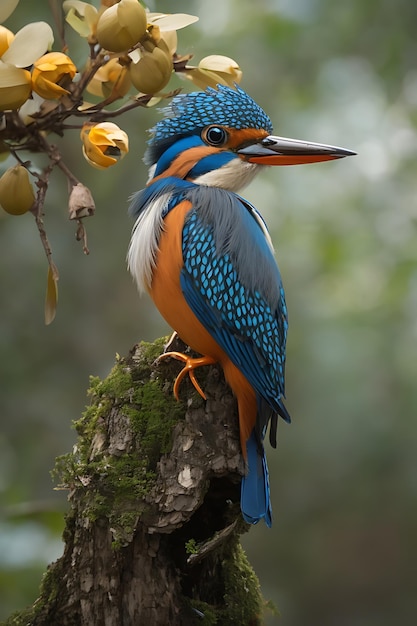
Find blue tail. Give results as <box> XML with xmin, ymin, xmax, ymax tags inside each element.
<box><xmin>240</xmin><ymin>430</ymin><xmax>272</xmax><ymax>527</ymax></box>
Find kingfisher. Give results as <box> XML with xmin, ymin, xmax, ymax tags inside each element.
<box><xmin>127</xmin><ymin>84</ymin><xmax>354</xmax><ymax>527</ymax></box>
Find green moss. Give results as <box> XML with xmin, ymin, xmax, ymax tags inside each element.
<box><xmin>182</xmin><ymin>528</ymin><xmax>269</xmax><ymax>625</ymax></box>
<box><xmin>51</xmin><ymin>340</ymin><xmax>184</xmax><ymax>544</ymax></box>
<box><xmin>220</xmin><ymin>541</ymin><xmax>264</xmax><ymax>625</ymax></box>
<box><xmin>186</xmin><ymin>538</ymin><xmax>265</xmax><ymax>626</ymax></box>
<box><xmin>127</xmin><ymin>379</ymin><xmax>184</xmax><ymax>468</ymax></box>
<box><xmin>137</xmin><ymin>336</ymin><xmax>168</xmax><ymax>365</ymax></box>
<box><xmin>37</xmin><ymin>563</ymin><xmax>60</xmax><ymax>611</ymax></box>
<box><xmin>185</xmin><ymin>538</ymin><xmax>199</xmax><ymax>555</ymax></box>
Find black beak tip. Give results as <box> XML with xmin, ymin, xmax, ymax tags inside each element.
<box><xmin>338</xmin><ymin>147</ymin><xmax>357</xmax><ymax>157</ymax></box>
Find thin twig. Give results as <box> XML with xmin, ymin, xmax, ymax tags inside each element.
<box><xmin>31</xmin><ymin>171</ymin><xmax>56</xmax><ymax>274</ymax></box>
<box><xmin>49</xmin><ymin>0</ymin><xmax>67</xmax><ymax>52</ymax></box>
<box><xmin>75</xmin><ymin>220</ymin><xmax>90</xmax><ymax>255</ymax></box>
<box><xmin>71</xmin><ymin>52</ymin><xmax>105</xmax><ymax>101</ymax></box>
<box><xmin>187</xmin><ymin>520</ymin><xmax>239</xmax><ymax>566</ymax></box>
<box><xmin>82</xmin><ymin>89</ymin><xmax>181</xmax><ymax>121</ymax></box>
<box><xmin>36</xmin><ymin>132</ymin><xmax>80</xmax><ymax>187</ymax></box>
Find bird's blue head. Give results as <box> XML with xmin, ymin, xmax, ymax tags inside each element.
<box><xmin>145</xmin><ymin>84</ymin><xmax>272</xmax><ymax>166</ymax></box>
<box><xmin>144</xmin><ymin>84</ymin><xmax>355</xmax><ymax>191</ymax></box>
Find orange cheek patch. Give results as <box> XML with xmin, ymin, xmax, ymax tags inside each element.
<box><xmin>225</xmin><ymin>128</ymin><xmax>269</xmax><ymax>149</ymax></box>
<box><xmin>148</xmin><ymin>146</ymin><xmax>220</xmax><ymax>184</ymax></box>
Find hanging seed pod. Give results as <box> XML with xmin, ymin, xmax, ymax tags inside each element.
<box><xmin>68</xmin><ymin>182</ymin><xmax>95</xmax><ymax>219</ymax></box>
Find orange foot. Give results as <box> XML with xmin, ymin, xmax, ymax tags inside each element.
<box><xmin>157</xmin><ymin>351</ymin><xmax>216</xmax><ymax>400</ymax></box>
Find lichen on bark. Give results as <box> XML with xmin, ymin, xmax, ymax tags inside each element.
<box><xmin>5</xmin><ymin>336</ymin><xmax>272</xmax><ymax>625</ymax></box>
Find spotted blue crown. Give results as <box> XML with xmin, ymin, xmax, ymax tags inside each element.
<box><xmin>145</xmin><ymin>84</ymin><xmax>273</xmax><ymax>165</ymax></box>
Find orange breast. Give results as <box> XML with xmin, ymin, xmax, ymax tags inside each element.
<box><xmin>149</xmin><ymin>200</ymin><xmax>257</xmax><ymax>454</ymax></box>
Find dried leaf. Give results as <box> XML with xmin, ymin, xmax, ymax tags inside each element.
<box><xmin>45</xmin><ymin>264</ymin><xmax>59</xmax><ymax>325</ymax></box>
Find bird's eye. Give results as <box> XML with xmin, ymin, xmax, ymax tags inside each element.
<box><xmin>203</xmin><ymin>126</ymin><xmax>228</xmax><ymax>147</ymax></box>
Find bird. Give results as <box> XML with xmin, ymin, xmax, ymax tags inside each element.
<box><xmin>127</xmin><ymin>84</ymin><xmax>355</xmax><ymax>527</ymax></box>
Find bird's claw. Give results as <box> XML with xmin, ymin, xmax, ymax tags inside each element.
<box><xmin>157</xmin><ymin>351</ymin><xmax>216</xmax><ymax>400</ymax></box>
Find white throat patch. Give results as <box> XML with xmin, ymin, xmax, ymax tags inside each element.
<box><xmin>192</xmin><ymin>159</ymin><xmax>261</xmax><ymax>192</ymax></box>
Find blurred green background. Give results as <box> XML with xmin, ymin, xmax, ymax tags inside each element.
<box><xmin>1</xmin><ymin>0</ymin><xmax>417</xmax><ymax>624</ymax></box>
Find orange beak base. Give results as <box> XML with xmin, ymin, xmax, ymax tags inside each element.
<box><xmin>238</xmin><ymin>135</ymin><xmax>356</xmax><ymax>165</ymax></box>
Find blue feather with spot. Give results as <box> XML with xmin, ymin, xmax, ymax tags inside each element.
<box><xmin>179</xmin><ymin>188</ymin><xmax>289</xmax><ymax>420</ymax></box>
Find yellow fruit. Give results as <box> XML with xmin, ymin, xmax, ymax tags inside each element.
<box><xmin>0</xmin><ymin>25</ymin><xmax>14</xmax><ymax>57</ymax></box>
<box><xmin>80</xmin><ymin>122</ymin><xmax>129</xmax><ymax>169</ymax></box>
<box><xmin>0</xmin><ymin>63</ymin><xmax>31</xmax><ymax>111</ymax></box>
<box><xmin>96</xmin><ymin>0</ymin><xmax>147</xmax><ymax>52</ymax></box>
<box><xmin>31</xmin><ymin>52</ymin><xmax>77</xmax><ymax>100</ymax></box>
<box><xmin>129</xmin><ymin>46</ymin><xmax>172</xmax><ymax>94</ymax></box>
<box><xmin>0</xmin><ymin>165</ymin><xmax>35</xmax><ymax>215</ymax></box>
<box><xmin>86</xmin><ymin>58</ymin><xmax>131</xmax><ymax>99</ymax></box>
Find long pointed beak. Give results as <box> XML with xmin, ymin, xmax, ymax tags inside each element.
<box><xmin>238</xmin><ymin>135</ymin><xmax>356</xmax><ymax>165</ymax></box>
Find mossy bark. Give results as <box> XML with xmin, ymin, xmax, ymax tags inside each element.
<box><xmin>5</xmin><ymin>336</ymin><xmax>269</xmax><ymax>626</ymax></box>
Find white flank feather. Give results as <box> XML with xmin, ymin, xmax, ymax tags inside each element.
<box><xmin>127</xmin><ymin>193</ymin><xmax>171</xmax><ymax>293</ymax></box>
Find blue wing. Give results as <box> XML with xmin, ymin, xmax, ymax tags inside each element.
<box><xmin>179</xmin><ymin>188</ymin><xmax>290</xmax><ymax>427</ymax></box>
<box><xmin>178</xmin><ymin>187</ymin><xmax>289</xmax><ymax>527</ymax></box>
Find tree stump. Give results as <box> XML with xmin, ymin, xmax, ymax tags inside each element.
<box><xmin>6</xmin><ymin>337</ymin><xmax>270</xmax><ymax>626</ymax></box>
